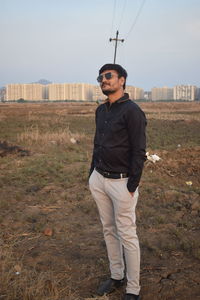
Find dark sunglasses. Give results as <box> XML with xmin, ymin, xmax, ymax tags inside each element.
<box><xmin>97</xmin><ymin>72</ymin><xmax>114</xmax><ymax>83</ymax></box>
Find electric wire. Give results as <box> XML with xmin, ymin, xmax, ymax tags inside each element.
<box><xmin>125</xmin><ymin>0</ymin><xmax>146</xmax><ymax>40</ymax></box>
<box><xmin>118</xmin><ymin>0</ymin><xmax>128</xmax><ymax>31</ymax></box>
<box><xmin>109</xmin><ymin>0</ymin><xmax>146</xmax><ymax>63</ymax></box>
<box><xmin>110</xmin><ymin>0</ymin><xmax>117</xmax><ymax>37</ymax></box>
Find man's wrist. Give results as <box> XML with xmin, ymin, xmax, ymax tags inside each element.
<box><xmin>127</xmin><ymin>183</ymin><xmax>138</xmax><ymax>193</ymax></box>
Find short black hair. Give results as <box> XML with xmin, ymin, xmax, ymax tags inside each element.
<box><xmin>98</xmin><ymin>63</ymin><xmax>128</xmax><ymax>89</ymax></box>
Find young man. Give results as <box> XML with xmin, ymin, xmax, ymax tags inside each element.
<box><xmin>89</xmin><ymin>63</ymin><xmax>146</xmax><ymax>300</ymax></box>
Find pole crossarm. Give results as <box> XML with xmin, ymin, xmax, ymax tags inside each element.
<box><xmin>109</xmin><ymin>30</ymin><xmax>124</xmax><ymax>64</ymax></box>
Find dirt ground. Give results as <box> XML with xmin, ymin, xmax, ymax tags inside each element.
<box><xmin>0</xmin><ymin>102</ymin><xmax>200</xmax><ymax>300</ymax></box>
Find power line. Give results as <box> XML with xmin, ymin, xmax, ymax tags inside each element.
<box><xmin>125</xmin><ymin>0</ymin><xmax>146</xmax><ymax>39</ymax></box>
<box><xmin>108</xmin><ymin>0</ymin><xmax>146</xmax><ymax>63</ymax></box>
<box><xmin>118</xmin><ymin>0</ymin><xmax>128</xmax><ymax>31</ymax></box>
<box><xmin>110</xmin><ymin>0</ymin><xmax>117</xmax><ymax>37</ymax></box>
<box><xmin>109</xmin><ymin>0</ymin><xmax>126</xmax><ymax>64</ymax></box>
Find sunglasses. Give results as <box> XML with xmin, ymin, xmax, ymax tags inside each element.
<box><xmin>97</xmin><ymin>72</ymin><xmax>116</xmax><ymax>83</ymax></box>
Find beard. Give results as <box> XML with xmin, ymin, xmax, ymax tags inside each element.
<box><xmin>101</xmin><ymin>85</ymin><xmax>116</xmax><ymax>96</ymax></box>
<box><xmin>102</xmin><ymin>90</ymin><xmax>115</xmax><ymax>96</ymax></box>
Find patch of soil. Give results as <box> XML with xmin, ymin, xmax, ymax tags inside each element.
<box><xmin>0</xmin><ymin>140</ymin><xmax>30</xmax><ymax>157</ymax></box>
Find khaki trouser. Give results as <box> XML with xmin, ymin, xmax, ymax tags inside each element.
<box><xmin>89</xmin><ymin>169</ymin><xmax>140</xmax><ymax>295</ymax></box>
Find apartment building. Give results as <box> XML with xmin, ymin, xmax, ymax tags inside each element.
<box><xmin>173</xmin><ymin>85</ymin><xmax>197</xmax><ymax>101</ymax></box>
<box><xmin>24</xmin><ymin>84</ymin><xmax>45</xmax><ymax>101</ymax></box>
<box><xmin>151</xmin><ymin>87</ymin><xmax>173</xmax><ymax>101</ymax></box>
<box><xmin>6</xmin><ymin>82</ymin><xmax>198</xmax><ymax>102</ymax></box>
<box><xmin>48</xmin><ymin>83</ymin><xmax>144</xmax><ymax>101</ymax></box>
<box><xmin>126</xmin><ymin>86</ymin><xmax>144</xmax><ymax>100</ymax></box>
<box><xmin>196</xmin><ymin>87</ymin><xmax>200</xmax><ymax>101</ymax></box>
<box><xmin>0</xmin><ymin>87</ymin><xmax>6</xmax><ymax>101</ymax></box>
<box><xmin>92</xmin><ymin>85</ymin><xmax>106</xmax><ymax>101</ymax></box>
<box><xmin>48</xmin><ymin>84</ymin><xmax>65</xmax><ymax>101</ymax></box>
<box><xmin>6</xmin><ymin>84</ymin><xmax>45</xmax><ymax>101</ymax></box>
<box><xmin>135</xmin><ymin>87</ymin><xmax>144</xmax><ymax>100</ymax></box>
<box><xmin>6</xmin><ymin>84</ymin><xmax>24</xmax><ymax>101</ymax></box>
<box><xmin>48</xmin><ymin>83</ymin><xmax>94</xmax><ymax>101</ymax></box>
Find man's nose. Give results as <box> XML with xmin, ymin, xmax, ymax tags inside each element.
<box><xmin>102</xmin><ymin>75</ymin><xmax>108</xmax><ymax>83</ymax></box>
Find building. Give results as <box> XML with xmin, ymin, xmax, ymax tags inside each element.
<box><xmin>125</xmin><ymin>86</ymin><xmax>144</xmax><ymax>100</ymax></box>
<box><xmin>196</xmin><ymin>87</ymin><xmax>200</xmax><ymax>101</ymax></box>
<box><xmin>6</xmin><ymin>84</ymin><xmax>24</xmax><ymax>101</ymax></box>
<box><xmin>48</xmin><ymin>84</ymin><xmax>65</xmax><ymax>101</ymax></box>
<box><xmin>173</xmin><ymin>85</ymin><xmax>197</xmax><ymax>101</ymax></box>
<box><xmin>92</xmin><ymin>85</ymin><xmax>107</xmax><ymax>101</ymax></box>
<box><xmin>24</xmin><ymin>84</ymin><xmax>45</xmax><ymax>101</ymax></box>
<box><xmin>48</xmin><ymin>83</ymin><xmax>94</xmax><ymax>101</ymax></box>
<box><xmin>151</xmin><ymin>87</ymin><xmax>173</xmax><ymax>101</ymax></box>
<box><xmin>134</xmin><ymin>87</ymin><xmax>144</xmax><ymax>100</ymax></box>
<box><xmin>0</xmin><ymin>87</ymin><xmax>6</xmax><ymax>101</ymax></box>
<box><xmin>144</xmin><ymin>91</ymin><xmax>152</xmax><ymax>101</ymax></box>
<box><xmin>6</xmin><ymin>84</ymin><xmax>46</xmax><ymax>101</ymax></box>
<box><xmin>7</xmin><ymin>81</ymin><xmax>199</xmax><ymax>102</ymax></box>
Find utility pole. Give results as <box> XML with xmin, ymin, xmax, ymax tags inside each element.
<box><xmin>109</xmin><ymin>30</ymin><xmax>124</xmax><ymax>64</ymax></box>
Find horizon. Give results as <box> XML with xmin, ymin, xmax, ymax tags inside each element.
<box><xmin>1</xmin><ymin>78</ymin><xmax>199</xmax><ymax>92</ymax></box>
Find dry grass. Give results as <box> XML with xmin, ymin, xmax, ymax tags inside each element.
<box><xmin>17</xmin><ymin>126</ymin><xmax>86</xmax><ymax>146</ymax></box>
<box><xmin>0</xmin><ymin>237</ymin><xmax>85</xmax><ymax>300</ymax></box>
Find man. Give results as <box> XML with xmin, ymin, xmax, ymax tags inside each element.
<box><xmin>89</xmin><ymin>63</ymin><xmax>146</xmax><ymax>300</ymax></box>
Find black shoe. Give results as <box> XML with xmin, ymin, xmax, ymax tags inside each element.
<box><xmin>97</xmin><ymin>278</ymin><xmax>124</xmax><ymax>296</ymax></box>
<box><xmin>123</xmin><ymin>293</ymin><xmax>140</xmax><ymax>300</ymax></box>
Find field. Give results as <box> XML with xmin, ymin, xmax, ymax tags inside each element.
<box><xmin>0</xmin><ymin>101</ymin><xmax>200</xmax><ymax>300</ymax></box>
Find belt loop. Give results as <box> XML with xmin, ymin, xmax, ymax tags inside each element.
<box><xmin>120</xmin><ymin>173</ymin><xmax>123</xmax><ymax>179</ymax></box>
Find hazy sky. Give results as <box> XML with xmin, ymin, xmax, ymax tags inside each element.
<box><xmin>1</xmin><ymin>0</ymin><xmax>200</xmax><ymax>90</ymax></box>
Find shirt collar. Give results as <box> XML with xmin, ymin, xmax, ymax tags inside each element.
<box><xmin>105</xmin><ymin>93</ymin><xmax>130</xmax><ymax>105</ymax></box>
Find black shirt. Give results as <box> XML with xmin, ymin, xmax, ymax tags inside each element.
<box><xmin>90</xmin><ymin>93</ymin><xmax>147</xmax><ymax>192</ymax></box>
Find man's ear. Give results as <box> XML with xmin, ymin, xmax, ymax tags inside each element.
<box><xmin>120</xmin><ymin>76</ymin><xmax>125</xmax><ymax>88</ymax></box>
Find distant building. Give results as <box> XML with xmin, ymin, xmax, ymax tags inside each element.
<box><xmin>6</xmin><ymin>84</ymin><xmax>46</xmax><ymax>101</ymax></box>
<box><xmin>151</xmin><ymin>87</ymin><xmax>173</xmax><ymax>101</ymax></box>
<box><xmin>48</xmin><ymin>84</ymin><xmax>65</xmax><ymax>101</ymax></box>
<box><xmin>196</xmin><ymin>87</ymin><xmax>200</xmax><ymax>101</ymax></box>
<box><xmin>6</xmin><ymin>84</ymin><xmax>24</xmax><ymax>101</ymax></box>
<box><xmin>92</xmin><ymin>85</ymin><xmax>106</xmax><ymax>101</ymax></box>
<box><xmin>5</xmin><ymin>80</ymin><xmax>198</xmax><ymax>102</ymax></box>
<box><xmin>24</xmin><ymin>84</ymin><xmax>45</xmax><ymax>101</ymax></box>
<box><xmin>134</xmin><ymin>87</ymin><xmax>144</xmax><ymax>100</ymax></box>
<box><xmin>144</xmin><ymin>91</ymin><xmax>152</xmax><ymax>101</ymax></box>
<box><xmin>173</xmin><ymin>85</ymin><xmax>197</xmax><ymax>101</ymax></box>
<box><xmin>5</xmin><ymin>82</ymin><xmax>95</xmax><ymax>101</ymax></box>
<box><xmin>126</xmin><ymin>86</ymin><xmax>144</xmax><ymax>100</ymax></box>
<box><xmin>0</xmin><ymin>87</ymin><xmax>6</xmax><ymax>101</ymax></box>
<box><xmin>48</xmin><ymin>83</ymin><xmax>94</xmax><ymax>101</ymax></box>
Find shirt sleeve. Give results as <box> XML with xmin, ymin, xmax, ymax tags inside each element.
<box><xmin>89</xmin><ymin>108</ymin><xmax>98</xmax><ymax>177</ymax></box>
<box><xmin>89</xmin><ymin>152</ymin><xmax>95</xmax><ymax>177</ymax></box>
<box><xmin>126</xmin><ymin>105</ymin><xmax>147</xmax><ymax>192</ymax></box>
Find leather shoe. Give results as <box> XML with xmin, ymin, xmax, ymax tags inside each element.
<box><xmin>97</xmin><ymin>278</ymin><xmax>124</xmax><ymax>296</ymax></box>
<box><xmin>123</xmin><ymin>293</ymin><xmax>140</xmax><ymax>300</ymax></box>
